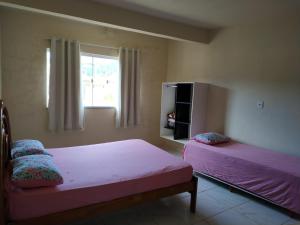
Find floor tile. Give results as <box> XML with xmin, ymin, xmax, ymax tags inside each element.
<box><xmin>197</xmin><ymin>177</ymin><xmax>220</xmax><ymax>192</ymax></box>
<box><xmin>175</xmin><ymin>191</ymin><xmax>234</xmax><ymax>220</ymax></box>
<box><xmin>177</xmin><ymin>191</ymin><xmax>191</xmax><ymax>198</ymax></box>
<box><xmin>235</xmin><ymin>201</ymin><xmax>291</xmax><ymax>225</ymax></box>
<box><xmin>185</xmin><ymin>184</ymin><xmax>250</xmax><ymax>220</ymax></box>
<box><xmin>194</xmin><ymin>220</ymin><xmax>212</xmax><ymax>225</ymax></box>
<box><xmin>281</xmin><ymin>218</ymin><xmax>300</xmax><ymax>225</ymax></box>
<box><xmin>139</xmin><ymin>196</ymin><xmax>204</xmax><ymax>224</ymax></box>
<box><xmin>205</xmin><ymin>185</ymin><xmax>250</xmax><ymax>207</ymax></box>
<box><xmin>67</xmin><ymin>175</ymin><xmax>296</xmax><ymax>225</ymax></box>
<box><xmin>128</xmin><ymin>214</ymin><xmax>159</xmax><ymax>225</ymax></box>
<box><xmin>99</xmin><ymin>210</ymin><xmax>136</xmax><ymax>225</ymax></box>
<box><xmin>206</xmin><ymin>208</ymin><xmax>258</xmax><ymax>225</ymax></box>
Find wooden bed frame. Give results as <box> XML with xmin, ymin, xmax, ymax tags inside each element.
<box><xmin>0</xmin><ymin>100</ymin><xmax>198</xmax><ymax>225</ymax></box>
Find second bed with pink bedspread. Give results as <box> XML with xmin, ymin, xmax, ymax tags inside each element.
<box><xmin>184</xmin><ymin>140</ymin><xmax>300</xmax><ymax>215</ymax></box>
<box><xmin>7</xmin><ymin>139</ymin><xmax>192</xmax><ymax>220</ymax></box>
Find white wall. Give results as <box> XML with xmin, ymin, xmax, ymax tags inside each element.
<box><xmin>1</xmin><ymin>7</ymin><xmax>168</xmax><ymax>148</ymax></box>
<box><xmin>167</xmin><ymin>18</ymin><xmax>300</xmax><ymax>156</ymax></box>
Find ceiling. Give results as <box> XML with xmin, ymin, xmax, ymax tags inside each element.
<box><xmin>92</xmin><ymin>0</ymin><xmax>300</xmax><ymax>28</ymax></box>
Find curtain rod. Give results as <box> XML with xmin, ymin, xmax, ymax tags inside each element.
<box><xmin>47</xmin><ymin>38</ymin><xmax>119</xmax><ymax>51</ymax></box>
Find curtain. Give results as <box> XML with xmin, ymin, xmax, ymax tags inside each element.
<box><xmin>116</xmin><ymin>48</ymin><xmax>141</xmax><ymax>128</ymax></box>
<box><xmin>48</xmin><ymin>38</ymin><xmax>84</xmax><ymax>131</ymax></box>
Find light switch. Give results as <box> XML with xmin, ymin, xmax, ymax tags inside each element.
<box><xmin>257</xmin><ymin>100</ymin><xmax>264</xmax><ymax>109</ymax></box>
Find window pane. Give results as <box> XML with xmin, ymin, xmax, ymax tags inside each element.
<box><xmin>81</xmin><ymin>63</ymin><xmax>93</xmax><ymax>78</ymax></box>
<box><xmin>83</xmin><ymin>80</ymin><xmax>93</xmax><ymax>106</ymax></box>
<box><xmin>81</xmin><ymin>55</ymin><xmax>93</xmax><ymax>64</ymax></box>
<box><xmin>93</xmin><ymin>58</ymin><xmax>118</xmax><ymax>107</ymax></box>
<box><xmin>81</xmin><ymin>57</ymin><xmax>93</xmax><ymax>106</ymax></box>
<box><xmin>81</xmin><ymin>54</ymin><xmax>119</xmax><ymax>107</ymax></box>
<box><xmin>92</xmin><ymin>79</ymin><xmax>115</xmax><ymax>106</ymax></box>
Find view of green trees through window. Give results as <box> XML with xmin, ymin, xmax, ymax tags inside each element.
<box><xmin>81</xmin><ymin>54</ymin><xmax>119</xmax><ymax>107</ymax></box>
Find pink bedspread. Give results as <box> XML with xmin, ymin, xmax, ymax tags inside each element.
<box><xmin>184</xmin><ymin>140</ymin><xmax>300</xmax><ymax>214</ymax></box>
<box><xmin>8</xmin><ymin>139</ymin><xmax>192</xmax><ymax>220</ymax></box>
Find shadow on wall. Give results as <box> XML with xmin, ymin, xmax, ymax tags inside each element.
<box><xmin>206</xmin><ymin>84</ymin><xmax>228</xmax><ymax>134</ymax></box>
<box><xmin>208</xmin><ymin>28</ymin><xmax>222</xmax><ymax>44</ymax></box>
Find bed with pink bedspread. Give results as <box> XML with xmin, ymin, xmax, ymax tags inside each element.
<box><xmin>7</xmin><ymin>139</ymin><xmax>193</xmax><ymax>221</ymax></box>
<box><xmin>183</xmin><ymin>140</ymin><xmax>300</xmax><ymax>215</ymax></box>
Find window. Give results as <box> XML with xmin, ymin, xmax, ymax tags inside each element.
<box><xmin>81</xmin><ymin>54</ymin><xmax>119</xmax><ymax>107</ymax></box>
<box><xmin>47</xmin><ymin>50</ymin><xmax>120</xmax><ymax>108</ymax></box>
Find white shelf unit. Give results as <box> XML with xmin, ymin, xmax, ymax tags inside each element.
<box><xmin>160</xmin><ymin>82</ymin><xmax>208</xmax><ymax>144</ymax></box>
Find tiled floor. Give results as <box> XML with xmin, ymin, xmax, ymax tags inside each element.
<box><xmin>73</xmin><ymin>176</ymin><xmax>300</xmax><ymax>225</ymax></box>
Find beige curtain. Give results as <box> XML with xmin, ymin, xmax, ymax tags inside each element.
<box><xmin>48</xmin><ymin>38</ymin><xmax>84</xmax><ymax>131</ymax></box>
<box><xmin>116</xmin><ymin>48</ymin><xmax>141</xmax><ymax>128</ymax></box>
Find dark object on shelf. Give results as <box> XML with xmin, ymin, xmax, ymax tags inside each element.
<box><xmin>167</xmin><ymin>119</ymin><xmax>175</xmax><ymax>129</ymax></box>
<box><xmin>174</xmin><ymin>122</ymin><xmax>189</xmax><ymax>139</ymax></box>
<box><xmin>176</xmin><ymin>101</ymin><xmax>191</xmax><ymax>105</ymax></box>
<box><xmin>168</xmin><ymin>112</ymin><xmax>176</xmax><ymax>119</ymax></box>
<box><xmin>174</xmin><ymin>83</ymin><xmax>193</xmax><ymax>140</ymax></box>
<box><xmin>176</xmin><ymin>104</ymin><xmax>190</xmax><ymax>123</ymax></box>
<box><xmin>176</xmin><ymin>83</ymin><xmax>192</xmax><ymax>103</ymax></box>
<box><xmin>167</xmin><ymin>112</ymin><xmax>175</xmax><ymax>128</ymax></box>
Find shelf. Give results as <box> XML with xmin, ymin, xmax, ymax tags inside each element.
<box><xmin>176</xmin><ymin>101</ymin><xmax>191</xmax><ymax>105</ymax></box>
<box><xmin>175</xmin><ymin>121</ymin><xmax>190</xmax><ymax>125</ymax></box>
<box><xmin>176</xmin><ymin>83</ymin><xmax>192</xmax><ymax>103</ymax></box>
<box><xmin>164</xmin><ymin>126</ymin><xmax>174</xmax><ymax>130</ymax></box>
<box><xmin>160</xmin><ymin>135</ymin><xmax>189</xmax><ymax>145</ymax></box>
<box><xmin>161</xmin><ymin>82</ymin><xmax>208</xmax><ymax>143</ymax></box>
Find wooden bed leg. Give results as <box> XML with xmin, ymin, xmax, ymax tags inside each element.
<box><xmin>190</xmin><ymin>176</ymin><xmax>198</xmax><ymax>213</ymax></box>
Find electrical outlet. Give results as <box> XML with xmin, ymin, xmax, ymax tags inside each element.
<box><xmin>257</xmin><ymin>100</ymin><xmax>264</xmax><ymax>109</ymax></box>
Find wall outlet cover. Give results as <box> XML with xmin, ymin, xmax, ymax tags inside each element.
<box><xmin>257</xmin><ymin>100</ymin><xmax>264</xmax><ymax>109</ymax></box>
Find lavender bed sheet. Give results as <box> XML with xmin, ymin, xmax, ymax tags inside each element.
<box><xmin>183</xmin><ymin>140</ymin><xmax>300</xmax><ymax>214</ymax></box>
<box><xmin>8</xmin><ymin>139</ymin><xmax>192</xmax><ymax>220</ymax></box>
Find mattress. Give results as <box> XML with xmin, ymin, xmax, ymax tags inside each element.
<box><xmin>184</xmin><ymin>140</ymin><xmax>300</xmax><ymax>214</ymax></box>
<box><xmin>7</xmin><ymin>139</ymin><xmax>192</xmax><ymax>220</ymax></box>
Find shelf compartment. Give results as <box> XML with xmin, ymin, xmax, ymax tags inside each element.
<box><xmin>175</xmin><ymin>121</ymin><xmax>190</xmax><ymax>125</ymax></box>
<box><xmin>176</xmin><ymin>101</ymin><xmax>191</xmax><ymax>105</ymax></box>
<box><xmin>176</xmin><ymin>83</ymin><xmax>193</xmax><ymax>103</ymax></box>
<box><xmin>175</xmin><ymin>103</ymin><xmax>191</xmax><ymax>123</ymax></box>
<box><xmin>164</xmin><ymin>126</ymin><xmax>174</xmax><ymax>130</ymax></box>
<box><xmin>174</xmin><ymin>122</ymin><xmax>189</xmax><ymax>140</ymax></box>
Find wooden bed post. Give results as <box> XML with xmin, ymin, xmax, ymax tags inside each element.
<box><xmin>0</xmin><ymin>100</ymin><xmax>12</xmax><ymax>225</ymax></box>
<box><xmin>190</xmin><ymin>175</ymin><xmax>198</xmax><ymax>213</ymax></box>
<box><xmin>0</xmin><ymin>100</ymin><xmax>7</xmax><ymax>225</ymax></box>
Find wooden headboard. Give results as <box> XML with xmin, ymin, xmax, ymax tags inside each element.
<box><xmin>0</xmin><ymin>100</ymin><xmax>12</xmax><ymax>225</ymax></box>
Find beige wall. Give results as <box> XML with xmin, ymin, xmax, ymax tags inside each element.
<box><xmin>1</xmin><ymin>7</ymin><xmax>168</xmax><ymax>148</ymax></box>
<box><xmin>3</xmin><ymin>6</ymin><xmax>300</xmax><ymax>156</ymax></box>
<box><xmin>0</xmin><ymin>0</ymin><xmax>210</xmax><ymax>43</ymax></box>
<box><xmin>167</xmin><ymin>18</ymin><xmax>300</xmax><ymax>156</ymax></box>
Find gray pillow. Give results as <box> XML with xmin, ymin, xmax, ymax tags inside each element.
<box><xmin>11</xmin><ymin>154</ymin><xmax>63</xmax><ymax>188</ymax></box>
<box><xmin>11</xmin><ymin>139</ymin><xmax>52</xmax><ymax>159</ymax></box>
